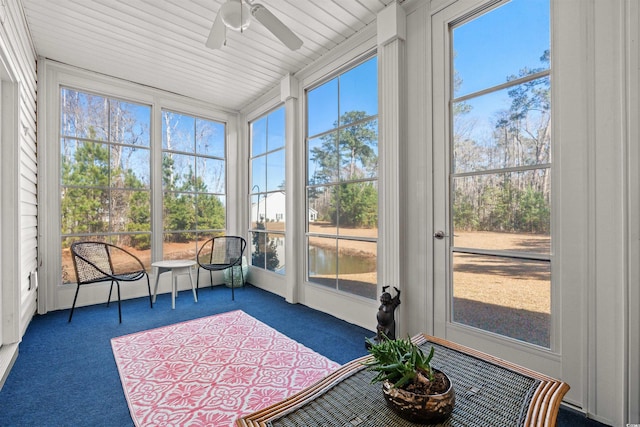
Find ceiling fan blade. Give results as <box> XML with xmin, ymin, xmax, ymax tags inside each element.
<box><xmin>250</xmin><ymin>4</ymin><xmax>303</xmax><ymax>51</ymax></box>
<box><xmin>206</xmin><ymin>11</ymin><xmax>226</xmax><ymax>49</ymax></box>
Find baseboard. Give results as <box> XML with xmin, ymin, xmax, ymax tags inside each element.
<box><xmin>560</xmin><ymin>402</ymin><xmax>612</xmax><ymax>426</ymax></box>
<box><xmin>560</xmin><ymin>401</ymin><xmax>587</xmax><ymax>415</ymax></box>
<box><xmin>0</xmin><ymin>343</ymin><xmax>18</xmax><ymax>390</ymax></box>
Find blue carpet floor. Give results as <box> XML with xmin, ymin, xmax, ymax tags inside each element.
<box><xmin>0</xmin><ymin>284</ymin><xmax>605</xmax><ymax>426</ymax></box>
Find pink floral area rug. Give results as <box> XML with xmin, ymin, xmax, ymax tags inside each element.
<box><xmin>111</xmin><ymin>310</ymin><xmax>341</xmax><ymax>427</ymax></box>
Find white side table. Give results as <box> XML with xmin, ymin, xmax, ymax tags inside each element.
<box><xmin>152</xmin><ymin>260</ymin><xmax>198</xmax><ymax>309</ymax></box>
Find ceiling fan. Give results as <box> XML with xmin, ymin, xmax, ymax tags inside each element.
<box><xmin>206</xmin><ymin>0</ymin><xmax>303</xmax><ymax>51</ymax></box>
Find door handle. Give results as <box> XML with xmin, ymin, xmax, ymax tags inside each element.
<box><xmin>434</xmin><ymin>230</ymin><xmax>448</xmax><ymax>239</ymax></box>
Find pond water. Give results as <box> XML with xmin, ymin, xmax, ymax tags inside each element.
<box><xmin>309</xmin><ymin>246</ymin><xmax>376</xmax><ymax>275</ymax></box>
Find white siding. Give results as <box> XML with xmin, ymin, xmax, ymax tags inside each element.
<box><xmin>0</xmin><ymin>0</ymin><xmax>38</xmax><ymax>386</ymax></box>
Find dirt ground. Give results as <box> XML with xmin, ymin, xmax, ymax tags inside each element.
<box><xmin>61</xmin><ymin>228</ymin><xmax>550</xmax><ymax>345</ymax></box>
<box><xmin>307</xmin><ymin>226</ymin><xmax>551</xmax><ymax>346</ymax></box>
<box><xmin>61</xmin><ymin>228</ymin><xmax>551</xmax><ymax>317</ymax></box>
<box><xmin>307</xmin><ymin>226</ymin><xmax>550</xmax><ymax>315</ymax></box>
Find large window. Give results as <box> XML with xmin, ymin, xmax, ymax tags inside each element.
<box><xmin>162</xmin><ymin>110</ymin><xmax>226</xmax><ymax>261</ymax></box>
<box><xmin>450</xmin><ymin>0</ymin><xmax>551</xmax><ymax>347</ymax></box>
<box><xmin>249</xmin><ymin>106</ymin><xmax>285</xmax><ymax>274</ymax></box>
<box><xmin>306</xmin><ymin>56</ymin><xmax>378</xmax><ymax>299</ymax></box>
<box><xmin>60</xmin><ymin>88</ymin><xmax>151</xmax><ymax>283</ymax></box>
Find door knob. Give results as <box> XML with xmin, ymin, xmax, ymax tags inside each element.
<box><xmin>434</xmin><ymin>231</ymin><xmax>448</xmax><ymax>239</ymax></box>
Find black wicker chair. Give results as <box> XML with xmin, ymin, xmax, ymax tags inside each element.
<box><xmin>69</xmin><ymin>241</ymin><xmax>152</xmax><ymax>323</ymax></box>
<box><xmin>196</xmin><ymin>236</ymin><xmax>247</xmax><ymax>300</ymax></box>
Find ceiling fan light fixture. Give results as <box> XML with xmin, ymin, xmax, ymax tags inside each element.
<box><xmin>219</xmin><ymin>0</ymin><xmax>251</xmax><ymax>31</ymax></box>
<box><xmin>206</xmin><ymin>0</ymin><xmax>302</xmax><ymax>51</ymax></box>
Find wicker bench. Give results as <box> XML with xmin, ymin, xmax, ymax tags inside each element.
<box><xmin>237</xmin><ymin>334</ymin><xmax>569</xmax><ymax>427</ymax></box>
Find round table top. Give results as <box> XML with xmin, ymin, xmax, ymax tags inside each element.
<box><xmin>152</xmin><ymin>259</ymin><xmax>197</xmax><ymax>268</ymax></box>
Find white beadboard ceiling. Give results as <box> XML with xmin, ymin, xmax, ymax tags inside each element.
<box><xmin>21</xmin><ymin>0</ymin><xmax>392</xmax><ymax>111</ymax></box>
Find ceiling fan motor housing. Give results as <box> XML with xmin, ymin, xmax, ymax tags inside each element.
<box><xmin>220</xmin><ymin>0</ymin><xmax>250</xmax><ymax>31</ymax></box>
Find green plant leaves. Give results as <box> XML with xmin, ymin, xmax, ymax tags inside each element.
<box><xmin>364</xmin><ymin>336</ymin><xmax>435</xmax><ymax>387</ymax></box>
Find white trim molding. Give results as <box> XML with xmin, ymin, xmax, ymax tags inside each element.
<box><xmin>625</xmin><ymin>0</ymin><xmax>640</xmax><ymax>423</ymax></box>
<box><xmin>377</xmin><ymin>1</ymin><xmax>407</xmax><ymax>335</ymax></box>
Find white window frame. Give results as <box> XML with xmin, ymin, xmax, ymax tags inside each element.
<box><xmin>304</xmin><ymin>54</ymin><xmax>379</xmax><ymax>300</ymax></box>
<box><xmin>248</xmin><ymin>104</ymin><xmax>286</xmax><ymax>276</ymax></box>
<box><xmin>38</xmin><ymin>61</ymin><xmax>236</xmax><ymax>312</ymax></box>
<box><xmin>294</xmin><ymin>25</ymin><xmax>379</xmax><ymax>329</ymax></box>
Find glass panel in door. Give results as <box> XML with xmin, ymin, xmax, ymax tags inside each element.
<box><xmin>432</xmin><ymin>0</ymin><xmax>557</xmax><ymax>371</ymax></box>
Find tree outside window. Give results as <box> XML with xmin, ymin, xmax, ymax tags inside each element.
<box><xmin>162</xmin><ymin>110</ymin><xmax>226</xmax><ymax>262</ymax></box>
<box><xmin>306</xmin><ymin>56</ymin><xmax>378</xmax><ymax>299</ymax></box>
<box><xmin>60</xmin><ymin>88</ymin><xmax>151</xmax><ymax>283</ymax></box>
<box><xmin>450</xmin><ymin>0</ymin><xmax>551</xmax><ymax>347</ymax></box>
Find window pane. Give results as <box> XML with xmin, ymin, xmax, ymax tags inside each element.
<box><xmin>449</xmin><ymin>0</ymin><xmax>551</xmax><ymax>347</ymax></box>
<box><xmin>250</xmin><ymin>231</ymin><xmax>284</xmax><ymax>273</ymax></box>
<box><xmin>163</xmin><ymin>153</ymin><xmax>195</xmax><ymax>191</ymax></box>
<box><xmin>266</xmin><ymin>150</ymin><xmax>285</xmax><ymax>192</ymax></box>
<box><xmin>60</xmin><ymin>89</ymin><xmax>108</xmax><ymax>140</ymax></box>
<box><xmin>107</xmin><ymin>235</ymin><xmax>151</xmax><ymax>270</ymax></box>
<box><xmin>250</xmin><ymin>106</ymin><xmax>286</xmax><ymax>273</ymax></box>
<box><xmin>110</xmin><ymin>190</ymin><xmax>150</xmax><ymax>233</ymax></box>
<box><xmin>308</xmin><ymin>237</ymin><xmax>337</xmax><ymax>288</ymax></box>
<box><xmin>308</xmin><ymin>133</ymin><xmax>338</xmax><ymax>185</ymax></box>
<box><xmin>111</xmin><ymin>145</ymin><xmax>150</xmax><ymax>188</ymax></box>
<box><xmin>251</xmin><ymin>232</ymin><xmax>266</xmax><ymax>268</ymax></box>
<box><xmin>452</xmin><ymin>253</ymin><xmax>550</xmax><ymax>347</ymax></box>
<box><xmin>306</xmin><ymin>56</ymin><xmax>378</xmax><ymax>299</ymax></box>
<box><xmin>196</xmin><ymin>118</ymin><xmax>225</xmax><ymax>158</ymax></box>
<box><xmin>110</xmin><ymin>100</ymin><xmax>151</xmax><ymax>146</ymax></box>
<box><xmin>337</xmin><ymin>240</ymin><xmax>376</xmax><ymax>299</ymax></box>
<box><xmin>163</xmin><ymin>192</ymin><xmax>195</xmax><ymax>231</ymax></box>
<box><xmin>452</xmin><ymin>0</ymin><xmax>550</xmax><ymax>98</ymax></box>
<box><xmin>251</xmin><ymin>194</ymin><xmax>264</xmax><ymax>226</ymax></box>
<box><xmin>163</xmin><ymin>232</ymin><xmax>197</xmax><ymax>261</ymax></box>
<box><xmin>453</xmin><ymin>77</ymin><xmax>551</xmax><ymax>173</ymax></box>
<box><xmin>263</xmin><ymin>192</ymin><xmax>286</xmax><ymax>230</ymax></box>
<box><xmin>61</xmin><ymin>236</ymin><xmax>83</xmax><ymax>284</ymax></box>
<box><xmin>266</xmin><ymin>233</ymin><xmax>285</xmax><ymax>274</ymax></box>
<box><xmin>336</xmin><ymin>181</ymin><xmax>378</xmax><ymax>232</ymax></box>
<box><xmin>196</xmin><ymin>157</ymin><xmax>225</xmax><ymax>194</ymax></box>
<box><xmin>339</xmin><ymin>120</ymin><xmax>378</xmax><ymax>181</ymax></box>
<box><xmin>60</xmin><ymin>89</ymin><xmax>151</xmax><ymax>280</ymax></box>
<box><xmin>162</xmin><ymin>111</ymin><xmax>195</xmax><ymax>152</ymax></box>
<box><xmin>251</xmin><ymin>156</ymin><xmax>266</xmax><ymax>194</ymax></box>
<box><xmin>163</xmin><ymin>110</ymin><xmax>226</xmax><ymax>260</ymax></box>
<box><xmin>61</xmin><ymin>188</ymin><xmax>109</xmax><ymax>234</ymax></box>
<box><xmin>452</xmin><ymin>170</ymin><xmax>550</xmax><ymax>252</ymax></box>
<box><xmin>267</xmin><ymin>107</ymin><xmax>285</xmax><ymax>151</ymax></box>
<box><xmin>193</xmin><ymin>232</ymin><xmax>223</xmax><ymax>265</ymax></box>
<box><xmin>128</xmin><ymin>234</ymin><xmax>151</xmax><ymax>254</ymax></box>
<box><xmin>251</xmin><ymin>116</ymin><xmax>267</xmax><ymax>156</ymax></box>
<box><xmin>308</xmin><ymin>186</ymin><xmax>337</xmax><ymax>235</ymax></box>
<box><xmin>308</xmin><ymin>78</ymin><xmax>338</xmax><ymax>137</ymax></box>
<box><xmin>340</xmin><ymin>57</ymin><xmax>378</xmax><ymax>119</ymax></box>
<box><xmin>196</xmin><ymin>193</ymin><xmax>225</xmax><ymax>231</ymax></box>
<box><xmin>61</xmin><ymin>139</ymin><xmax>109</xmax><ymax>186</ymax></box>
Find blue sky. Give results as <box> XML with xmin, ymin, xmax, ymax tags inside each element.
<box><xmin>269</xmin><ymin>0</ymin><xmax>549</xmax><ymax>188</ymax></box>
<box><xmin>453</xmin><ymin>0</ymin><xmax>550</xmax><ymax>98</ymax></box>
<box><xmin>307</xmin><ymin>57</ymin><xmax>378</xmax><ymax>139</ymax></box>
<box><xmin>304</xmin><ymin>0</ymin><xmax>549</xmax><ymax>139</ymax></box>
<box><xmin>452</xmin><ymin>0</ymin><xmax>550</xmax><ymax>147</ymax></box>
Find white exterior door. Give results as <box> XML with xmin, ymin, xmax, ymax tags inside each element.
<box><xmin>431</xmin><ymin>0</ymin><xmax>561</xmax><ymax>378</ymax></box>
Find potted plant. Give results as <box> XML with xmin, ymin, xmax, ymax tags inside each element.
<box><xmin>364</xmin><ymin>335</ymin><xmax>455</xmax><ymax>423</ymax></box>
